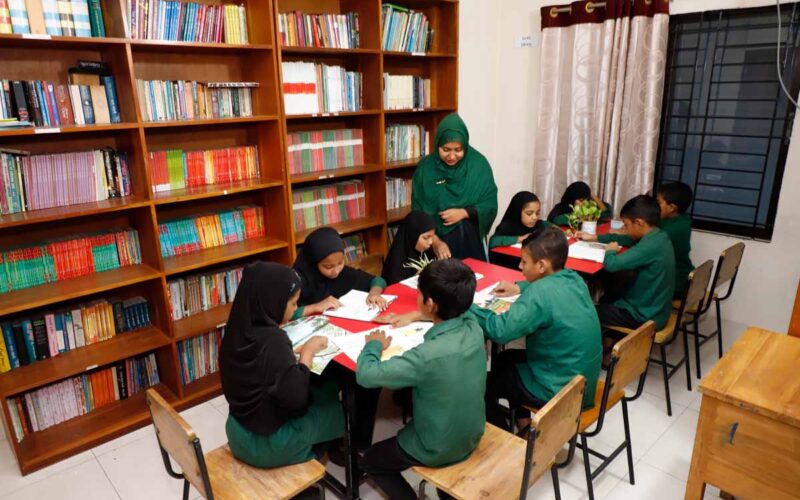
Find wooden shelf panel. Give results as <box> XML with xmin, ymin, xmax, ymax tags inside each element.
<box><xmin>152</xmin><ymin>179</ymin><xmax>284</xmax><ymax>205</ymax></box>
<box><xmin>141</xmin><ymin>116</ymin><xmax>279</xmax><ymax>129</ymax></box>
<box><xmin>295</xmin><ymin>217</ymin><xmax>384</xmax><ymax>245</ymax></box>
<box><xmin>386</xmin><ymin>158</ymin><xmax>422</xmax><ymax>171</ymax></box>
<box><xmin>388</xmin><ymin>206</ymin><xmax>412</xmax><ymax>223</ymax></box>
<box><xmin>382</xmin><ymin>51</ymin><xmax>457</xmax><ymax>58</ymax></box>
<box><xmin>162</xmin><ymin>237</ymin><xmax>289</xmax><ymax>275</ymax></box>
<box><xmin>129</xmin><ymin>40</ymin><xmax>273</xmax><ymax>52</ymax></box>
<box><xmin>383</xmin><ymin>106</ymin><xmax>456</xmax><ymax>115</ymax></box>
<box><xmin>0</xmin><ymin>327</ymin><xmax>171</xmax><ymax>396</ymax></box>
<box><xmin>0</xmin><ymin>123</ymin><xmax>139</xmax><ymax>138</ymax></box>
<box><xmin>173</xmin><ymin>304</ymin><xmax>232</xmax><ymax>342</ymax></box>
<box><xmin>0</xmin><ymin>33</ymin><xmax>125</xmax><ymax>49</ymax></box>
<box><xmin>0</xmin><ymin>264</ymin><xmax>162</xmax><ymax>318</ymax></box>
<box><xmin>285</xmin><ymin>110</ymin><xmax>381</xmax><ymax>120</ymax></box>
<box><xmin>280</xmin><ymin>46</ymin><xmax>379</xmax><ymax>55</ymax></box>
<box><xmin>181</xmin><ymin>372</ymin><xmax>222</xmax><ymax>403</ymax></box>
<box><xmin>290</xmin><ymin>164</ymin><xmax>382</xmax><ymax>184</ymax></box>
<box><xmin>0</xmin><ymin>197</ymin><xmax>151</xmax><ymax>230</ymax></box>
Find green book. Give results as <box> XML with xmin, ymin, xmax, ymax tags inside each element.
<box><xmin>88</xmin><ymin>0</ymin><xmax>106</xmax><ymax>37</ymax></box>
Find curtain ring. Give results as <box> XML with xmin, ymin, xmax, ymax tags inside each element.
<box><xmin>550</xmin><ymin>6</ymin><xmax>559</xmax><ymax>17</ymax></box>
<box><xmin>586</xmin><ymin>2</ymin><xmax>595</xmax><ymax>13</ymax></box>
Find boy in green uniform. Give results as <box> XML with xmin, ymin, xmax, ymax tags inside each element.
<box><xmin>473</xmin><ymin>227</ymin><xmax>602</xmax><ymax>431</ymax></box>
<box><xmin>358</xmin><ymin>259</ymin><xmax>486</xmax><ymax>500</ymax></box>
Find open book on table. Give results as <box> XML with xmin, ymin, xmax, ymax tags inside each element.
<box><xmin>283</xmin><ymin>316</ymin><xmax>349</xmax><ymax>375</ymax></box>
<box><xmin>400</xmin><ymin>272</ymin><xmax>484</xmax><ymax>290</ymax></box>
<box><xmin>472</xmin><ymin>281</ymin><xmax>520</xmax><ymax>315</ymax></box>
<box><xmin>332</xmin><ymin>322</ymin><xmax>433</xmax><ymax>364</ymax></box>
<box><xmin>568</xmin><ymin>241</ymin><xmax>608</xmax><ymax>263</ymax></box>
<box><xmin>322</xmin><ymin>289</ymin><xmax>398</xmax><ymax>322</ymax></box>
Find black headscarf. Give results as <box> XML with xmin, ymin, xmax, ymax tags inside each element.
<box><xmin>220</xmin><ymin>262</ymin><xmax>311</xmax><ymax>435</ymax></box>
<box><xmin>547</xmin><ymin>181</ymin><xmax>592</xmax><ymax>223</ymax></box>
<box><xmin>382</xmin><ymin>210</ymin><xmax>436</xmax><ymax>285</ymax></box>
<box><xmin>494</xmin><ymin>191</ymin><xmax>546</xmax><ymax>237</ymax></box>
<box><xmin>293</xmin><ymin>227</ymin><xmax>375</xmax><ymax>305</ymax></box>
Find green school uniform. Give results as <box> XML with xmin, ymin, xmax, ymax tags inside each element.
<box><xmin>488</xmin><ymin>220</ymin><xmax>554</xmax><ymax>249</ymax></box>
<box><xmin>356</xmin><ymin>314</ymin><xmax>487</xmax><ymax>467</ymax></box>
<box><xmin>470</xmin><ymin>269</ymin><xmax>602</xmax><ymax>410</ymax></box>
<box><xmin>550</xmin><ymin>204</ymin><xmax>613</xmax><ymax>227</ymax></box>
<box><xmin>601</xmin><ymin>228</ymin><xmax>676</xmax><ymax>329</ymax></box>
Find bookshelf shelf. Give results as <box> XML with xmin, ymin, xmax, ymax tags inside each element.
<box><xmin>386</xmin><ymin>158</ymin><xmax>423</xmax><ymax>171</ymax></box>
<box><xmin>0</xmin><ymin>34</ymin><xmax>127</xmax><ymax>49</ymax></box>
<box><xmin>290</xmin><ymin>164</ymin><xmax>383</xmax><ymax>184</ymax></box>
<box><xmin>0</xmin><ymin>123</ymin><xmax>140</xmax><ymax>138</ymax></box>
<box><xmin>388</xmin><ymin>206</ymin><xmax>412</xmax><ymax>223</ymax></box>
<box><xmin>383</xmin><ymin>106</ymin><xmax>457</xmax><ymax>115</ymax></box>
<box><xmin>140</xmin><ymin>116</ymin><xmax>280</xmax><ymax>129</ymax></box>
<box><xmin>0</xmin><ymin>197</ymin><xmax>151</xmax><ymax>230</ymax></box>
<box><xmin>295</xmin><ymin>216</ymin><xmax>385</xmax><ymax>245</ymax></box>
<box><xmin>128</xmin><ymin>40</ymin><xmax>274</xmax><ymax>52</ymax></box>
<box><xmin>382</xmin><ymin>51</ymin><xmax>457</xmax><ymax>59</ymax></box>
<box><xmin>162</xmin><ymin>237</ymin><xmax>289</xmax><ymax>276</ymax></box>
<box><xmin>152</xmin><ymin>180</ymin><xmax>285</xmax><ymax>205</ymax></box>
<box><xmin>173</xmin><ymin>304</ymin><xmax>233</xmax><ymax>342</ymax></box>
<box><xmin>280</xmin><ymin>46</ymin><xmax>380</xmax><ymax>55</ymax></box>
<box><xmin>182</xmin><ymin>372</ymin><xmax>223</xmax><ymax>402</ymax></box>
<box><xmin>284</xmin><ymin>109</ymin><xmax>382</xmax><ymax>120</ymax></box>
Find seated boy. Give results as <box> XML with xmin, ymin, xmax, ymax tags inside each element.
<box><xmin>472</xmin><ymin>227</ymin><xmax>602</xmax><ymax>431</ymax></box>
<box><xmin>357</xmin><ymin>259</ymin><xmax>486</xmax><ymax>500</ymax></box>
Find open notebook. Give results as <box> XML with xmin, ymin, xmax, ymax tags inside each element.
<box><xmin>472</xmin><ymin>281</ymin><xmax>520</xmax><ymax>315</ymax></box>
<box><xmin>332</xmin><ymin>322</ymin><xmax>433</xmax><ymax>364</ymax></box>
<box><xmin>322</xmin><ymin>289</ymin><xmax>398</xmax><ymax>322</ymax></box>
<box><xmin>283</xmin><ymin>316</ymin><xmax>348</xmax><ymax>375</ymax></box>
<box><xmin>400</xmin><ymin>272</ymin><xmax>484</xmax><ymax>290</ymax></box>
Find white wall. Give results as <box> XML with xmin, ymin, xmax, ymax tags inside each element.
<box><xmin>458</xmin><ymin>0</ymin><xmax>800</xmax><ymax>332</ymax></box>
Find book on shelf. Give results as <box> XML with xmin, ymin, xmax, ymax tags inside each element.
<box><xmin>386</xmin><ymin>177</ymin><xmax>412</xmax><ymax>210</ymax></box>
<box><xmin>281</xmin><ymin>61</ymin><xmax>362</xmax><ymax>115</ymax></box>
<box><xmin>136</xmin><ymin>80</ymin><xmax>257</xmax><ymax>122</ymax></box>
<box><xmin>383</xmin><ymin>74</ymin><xmax>430</xmax><ymax>110</ymax></box>
<box><xmin>291</xmin><ymin>179</ymin><xmax>366</xmax><ymax>232</ymax></box>
<box><xmin>385</xmin><ymin>123</ymin><xmax>429</xmax><ymax>162</ymax></box>
<box><xmin>0</xmin><ymin>147</ymin><xmax>131</xmax><ymax>216</ymax></box>
<box><xmin>387</xmin><ymin>224</ymin><xmax>399</xmax><ymax>247</ymax></box>
<box><xmin>381</xmin><ymin>3</ymin><xmax>434</xmax><ymax>53</ymax></box>
<box><xmin>287</xmin><ymin>128</ymin><xmax>364</xmax><ymax>175</ymax></box>
<box><xmin>0</xmin><ymin>228</ymin><xmax>142</xmax><ymax>294</ymax></box>
<box><xmin>0</xmin><ymin>0</ymin><xmax>102</xmax><ymax>36</ymax></box>
<box><xmin>148</xmin><ymin>145</ymin><xmax>259</xmax><ymax>194</ymax></box>
<box><xmin>177</xmin><ymin>326</ymin><xmax>223</xmax><ymax>385</ymax></box>
<box><xmin>126</xmin><ymin>0</ymin><xmax>247</xmax><ymax>44</ymax></box>
<box><xmin>0</xmin><ymin>296</ymin><xmax>152</xmax><ymax>373</ymax></box>
<box><xmin>342</xmin><ymin>233</ymin><xmax>366</xmax><ymax>264</ymax></box>
<box><xmin>158</xmin><ymin>206</ymin><xmax>265</xmax><ymax>258</ymax></box>
<box><xmin>167</xmin><ymin>265</ymin><xmax>243</xmax><ymax>321</ymax></box>
<box><xmin>278</xmin><ymin>11</ymin><xmax>359</xmax><ymax>49</ymax></box>
<box><xmin>4</xmin><ymin>352</ymin><xmax>160</xmax><ymax>442</ymax></box>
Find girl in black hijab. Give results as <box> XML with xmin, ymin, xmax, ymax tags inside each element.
<box><xmin>293</xmin><ymin>227</ymin><xmax>388</xmax><ymax>318</ymax></box>
<box><xmin>489</xmin><ymin>191</ymin><xmax>552</xmax><ymax>249</ymax></box>
<box><xmin>221</xmin><ymin>262</ymin><xmax>344</xmax><ymax>468</ymax></box>
<box><xmin>547</xmin><ymin>181</ymin><xmax>613</xmax><ymax>225</ymax></box>
<box><xmin>382</xmin><ymin>210</ymin><xmax>436</xmax><ymax>285</ymax></box>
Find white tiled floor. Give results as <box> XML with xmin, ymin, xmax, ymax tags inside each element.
<box><xmin>0</xmin><ymin>318</ymin><xmax>748</xmax><ymax>500</ymax></box>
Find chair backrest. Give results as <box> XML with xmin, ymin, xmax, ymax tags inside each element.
<box><xmin>682</xmin><ymin>259</ymin><xmax>715</xmax><ymax>316</ymax></box>
<box><xmin>713</xmin><ymin>242</ymin><xmax>745</xmax><ymax>291</ymax></box>
<box><xmin>608</xmin><ymin>321</ymin><xmax>656</xmax><ymax>393</ymax></box>
<box><xmin>146</xmin><ymin>389</ymin><xmax>212</xmax><ymax>499</ymax></box>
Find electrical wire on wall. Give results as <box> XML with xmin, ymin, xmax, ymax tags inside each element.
<box><xmin>777</xmin><ymin>0</ymin><xmax>800</xmax><ymax>107</ymax></box>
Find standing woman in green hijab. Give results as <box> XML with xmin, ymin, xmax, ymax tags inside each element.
<box><xmin>411</xmin><ymin>113</ymin><xmax>498</xmax><ymax>261</ymax></box>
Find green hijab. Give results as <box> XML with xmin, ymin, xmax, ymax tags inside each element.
<box><xmin>411</xmin><ymin>113</ymin><xmax>498</xmax><ymax>237</ymax></box>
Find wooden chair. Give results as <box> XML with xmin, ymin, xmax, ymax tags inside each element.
<box><xmin>606</xmin><ymin>260</ymin><xmax>714</xmax><ymax>416</ymax></box>
<box><xmin>145</xmin><ymin>389</ymin><xmax>326</xmax><ymax>500</ymax></box>
<box><xmin>412</xmin><ymin>376</ymin><xmax>587</xmax><ymax>500</ymax></box>
<box><xmin>577</xmin><ymin>321</ymin><xmax>656</xmax><ymax>500</ymax></box>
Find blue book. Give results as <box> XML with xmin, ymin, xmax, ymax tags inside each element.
<box><xmin>101</xmin><ymin>76</ymin><xmax>121</xmax><ymax>123</ymax></box>
<box><xmin>20</xmin><ymin>320</ymin><xmax>37</xmax><ymax>363</ymax></box>
<box><xmin>1</xmin><ymin>324</ymin><xmax>20</xmax><ymax>369</ymax></box>
<box><xmin>47</xmin><ymin>84</ymin><xmax>61</xmax><ymax>127</ymax></box>
<box><xmin>79</xmin><ymin>85</ymin><xmax>95</xmax><ymax>124</ymax></box>
<box><xmin>35</xmin><ymin>82</ymin><xmax>51</xmax><ymax>127</ymax></box>
<box><xmin>54</xmin><ymin>313</ymin><xmax>66</xmax><ymax>353</ymax></box>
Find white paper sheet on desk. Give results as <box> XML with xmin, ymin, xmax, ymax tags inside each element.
<box><xmin>472</xmin><ymin>281</ymin><xmax>520</xmax><ymax>315</ymax></box>
<box><xmin>400</xmin><ymin>273</ymin><xmax>484</xmax><ymax>290</ymax></box>
<box><xmin>568</xmin><ymin>241</ymin><xmax>608</xmax><ymax>263</ymax></box>
<box><xmin>283</xmin><ymin>316</ymin><xmax>349</xmax><ymax>375</ymax></box>
<box><xmin>322</xmin><ymin>289</ymin><xmax>398</xmax><ymax>322</ymax></box>
<box><xmin>511</xmin><ymin>243</ymin><xmax>522</xmax><ymax>249</ymax></box>
<box><xmin>332</xmin><ymin>322</ymin><xmax>433</xmax><ymax>363</ymax></box>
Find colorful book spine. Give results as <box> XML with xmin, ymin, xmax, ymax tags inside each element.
<box><xmin>86</xmin><ymin>0</ymin><xmax>102</xmax><ymax>36</ymax></box>
<box><xmin>0</xmin><ymin>0</ymin><xmax>13</xmax><ymax>34</ymax></box>
<box><xmin>286</xmin><ymin>128</ymin><xmax>364</xmax><ymax>176</ymax></box>
<box><xmin>148</xmin><ymin>145</ymin><xmax>259</xmax><ymax>193</ymax></box>
<box><xmin>7</xmin><ymin>0</ymin><xmax>30</xmax><ymax>34</ymax></box>
<box><xmin>136</xmin><ymin>80</ymin><xmax>257</xmax><ymax>122</ymax></box>
<box><xmin>385</xmin><ymin>124</ymin><xmax>430</xmax><ymax>162</ymax></box>
<box><xmin>127</xmin><ymin>0</ymin><xmax>247</xmax><ymax>43</ymax></box>
<box><xmin>342</xmin><ymin>233</ymin><xmax>367</xmax><ymax>264</ymax></box>
<box><xmin>167</xmin><ymin>266</ymin><xmax>243</xmax><ymax>320</ymax></box>
<box><xmin>291</xmin><ymin>180</ymin><xmax>366</xmax><ymax>232</ymax></box>
<box><xmin>383</xmin><ymin>74</ymin><xmax>431</xmax><ymax>110</ymax></box>
<box><xmin>278</xmin><ymin>11</ymin><xmax>359</xmax><ymax>49</ymax></box>
<box><xmin>70</xmin><ymin>0</ymin><xmax>91</xmax><ymax>36</ymax></box>
<box><xmin>158</xmin><ymin>206</ymin><xmax>265</xmax><ymax>258</ymax></box>
<box><xmin>381</xmin><ymin>4</ymin><xmax>434</xmax><ymax>53</ymax></box>
<box><xmin>177</xmin><ymin>327</ymin><xmax>223</xmax><ymax>385</ymax></box>
<box><xmin>281</xmin><ymin>61</ymin><xmax>362</xmax><ymax>115</ymax></box>
<box><xmin>386</xmin><ymin>177</ymin><xmax>412</xmax><ymax>210</ymax></box>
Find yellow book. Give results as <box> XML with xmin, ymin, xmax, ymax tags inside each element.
<box><xmin>0</xmin><ymin>330</ymin><xmax>11</xmax><ymax>373</ymax></box>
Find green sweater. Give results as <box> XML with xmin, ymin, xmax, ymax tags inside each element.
<box><xmin>356</xmin><ymin>314</ymin><xmax>486</xmax><ymax>466</ymax></box>
<box><xmin>470</xmin><ymin>270</ymin><xmax>602</xmax><ymax>410</ymax></box>
<box><xmin>488</xmin><ymin>220</ymin><xmax>554</xmax><ymax>249</ymax></box>
<box><xmin>601</xmin><ymin>228</ymin><xmax>676</xmax><ymax>329</ymax></box>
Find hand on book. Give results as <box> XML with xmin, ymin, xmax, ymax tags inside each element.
<box><xmin>606</xmin><ymin>242</ymin><xmax>620</xmax><ymax>252</ymax></box>
<box><xmin>309</xmin><ymin>296</ymin><xmax>342</xmax><ymax>315</ymax></box>
<box><xmin>366</xmin><ymin>293</ymin><xmax>389</xmax><ymax>311</ymax></box>
<box><xmin>375</xmin><ymin>311</ymin><xmax>423</xmax><ymax>328</ymax></box>
<box><xmin>297</xmin><ymin>335</ymin><xmax>329</xmax><ymax>367</ymax></box>
<box><xmin>575</xmin><ymin>231</ymin><xmax>598</xmax><ymax>242</ymax></box>
<box><xmin>492</xmin><ymin>281</ymin><xmax>521</xmax><ymax>298</ymax></box>
<box><xmin>365</xmin><ymin>330</ymin><xmax>392</xmax><ymax>351</ymax></box>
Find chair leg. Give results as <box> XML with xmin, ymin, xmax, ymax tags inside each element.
<box><xmin>622</xmin><ymin>400</ymin><xmax>635</xmax><ymax>485</ymax></box>
<box><xmin>682</xmin><ymin>325</ymin><xmax>692</xmax><ymax>392</ymax></box>
<box><xmin>182</xmin><ymin>479</ymin><xmax>190</xmax><ymax>500</ymax></box>
<box><xmin>693</xmin><ymin>316</ymin><xmax>702</xmax><ymax>380</ymax></box>
<box><xmin>551</xmin><ymin>467</ymin><xmax>561</xmax><ymax>500</ymax></box>
<box><xmin>716</xmin><ymin>299</ymin><xmax>724</xmax><ymax>359</ymax></box>
<box><xmin>580</xmin><ymin>434</ymin><xmax>595</xmax><ymax>500</ymax></box>
<box><xmin>417</xmin><ymin>479</ymin><xmax>427</xmax><ymax>500</ymax></box>
<box><xmin>314</xmin><ymin>482</ymin><xmax>326</xmax><ymax>500</ymax></box>
<box><xmin>660</xmin><ymin>344</ymin><xmax>672</xmax><ymax>417</ymax></box>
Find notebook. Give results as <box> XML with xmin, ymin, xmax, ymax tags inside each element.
<box><xmin>322</xmin><ymin>289</ymin><xmax>398</xmax><ymax>322</ymax></box>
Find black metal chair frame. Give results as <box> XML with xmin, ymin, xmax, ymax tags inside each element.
<box><xmin>155</xmin><ymin>435</ymin><xmax>215</xmax><ymax>500</ymax></box>
<box><xmin>651</xmin><ymin>286</ymin><xmax>694</xmax><ymax>417</ymax></box>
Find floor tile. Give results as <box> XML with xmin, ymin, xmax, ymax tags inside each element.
<box><xmin>0</xmin><ymin>439</ymin><xmax>96</xmax><ymax>498</ymax></box>
<box><xmin>0</xmin><ymin>458</ymin><xmax>119</xmax><ymax>500</ymax></box>
<box><xmin>604</xmin><ymin>461</ymin><xmax>687</xmax><ymax>500</ymax></box>
<box><xmin>641</xmin><ymin>408</ymin><xmax>700</xmax><ymax>482</ymax></box>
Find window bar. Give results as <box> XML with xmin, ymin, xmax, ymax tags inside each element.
<box><xmin>655</xmin><ymin>20</ymin><xmax>683</xmax><ymax>183</ymax></box>
<box><xmin>678</xmin><ymin>12</ymin><xmax>708</xmax><ymax>194</ymax></box>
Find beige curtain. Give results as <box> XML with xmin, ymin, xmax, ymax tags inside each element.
<box><xmin>533</xmin><ymin>0</ymin><xmax>669</xmax><ymax>215</ymax></box>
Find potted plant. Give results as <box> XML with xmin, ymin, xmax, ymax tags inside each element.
<box><xmin>567</xmin><ymin>200</ymin><xmax>603</xmax><ymax>235</ymax></box>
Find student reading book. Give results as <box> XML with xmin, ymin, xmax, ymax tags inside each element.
<box><xmin>547</xmin><ymin>181</ymin><xmax>612</xmax><ymax>226</ymax></box>
<box><xmin>382</xmin><ymin>210</ymin><xmax>436</xmax><ymax>285</ymax></box>
<box><xmin>489</xmin><ymin>190</ymin><xmax>552</xmax><ymax>249</ymax></box>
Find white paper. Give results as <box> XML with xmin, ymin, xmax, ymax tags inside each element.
<box><xmin>568</xmin><ymin>241</ymin><xmax>608</xmax><ymax>263</ymax></box>
<box><xmin>322</xmin><ymin>289</ymin><xmax>398</xmax><ymax>322</ymax></box>
<box><xmin>283</xmin><ymin>316</ymin><xmax>349</xmax><ymax>375</ymax></box>
<box><xmin>400</xmin><ymin>273</ymin><xmax>484</xmax><ymax>290</ymax></box>
<box><xmin>332</xmin><ymin>322</ymin><xmax>432</xmax><ymax>363</ymax></box>
<box><xmin>472</xmin><ymin>282</ymin><xmax>519</xmax><ymax>315</ymax></box>
<box><xmin>511</xmin><ymin>243</ymin><xmax>522</xmax><ymax>249</ymax></box>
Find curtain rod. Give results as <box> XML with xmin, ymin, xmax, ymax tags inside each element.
<box><xmin>551</xmin><ymin>2</ymin><xmax>606</xmax><ymax>15</ymax></box>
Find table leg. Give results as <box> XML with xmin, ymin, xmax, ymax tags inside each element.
<box><xmin>342</xmin><ymin>378</ymin><xmax>361</xmax><ymax>499</ymax></box>
<box><xmin>685</xmin><ymin>399</ymin><xmax>709</xmax><ymax>500</ymax></box>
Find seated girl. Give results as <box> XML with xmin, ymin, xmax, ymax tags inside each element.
<box><xmin>489</xmin><ymin>191</ymin><xmax>552</xmax><ymax>249</ymax></box>
<box><xmin>546</xmin><ymin>181</ymin><xmax>613</xmax><ymax>226</ymax></box>
<box><xmin>382</xmin><ymin>210</ymin><xmax>437</xmax><ymax>285</ymax></box>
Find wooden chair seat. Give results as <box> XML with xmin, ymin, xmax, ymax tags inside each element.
<box><xmin>205</xmin><ymin>445</ymin><xmax>326</xmax><ymax>500</ymax></box>
<box><xmin>605</xmin><ymin>312</ymin><xmax>678</xmax><ymax>344</ymax></box>
<box><xmin>579</xmin><ymin>380</ymin><xmax>625</xmax><ymax>433</ymax></box>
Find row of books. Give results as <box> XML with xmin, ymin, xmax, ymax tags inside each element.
<box><xmin>0</xmin><ymin>229</ymin><xmax>142</xmax><ymax>293</ymax></box>
<box><xmin>0</xmin><ymin>77</ymin><xmax>121</xmax><ymax>127</ymax></box>
<box><xmin>0</xmin><ymin>0</ymin><xmax>104</xmax><ymax>37</ymax></box>
<box><xmin>177</xmin><ymin>327</ymin><xmax>222</xmax><ymax>385</ymax></box>
<box><xmin>384</xmin><ymin>74</ymin><xmax>431</xmax><ymax>110</ymax></box>
<box><xmin>127</xmin><ymin>0</ymin><xmax>247</xmax><ymax>43</ymax></box>
<box><xmin>0</xmin><ymin>297</ymin><xmax>152</xmax><ymax>373</ymax></box>
<box><xmin>385</xmin><ymin>124</ymin><xmax>430</xmax><ymax>162</ymax></box>
<box><xmin>282</xmin><ymin>61</ymin><xmax>362</xmax><ymax>115</ymax></box>
<box><xmin>158</xmin><ymin>206</ymin><xmax>265</xmax><ymax>258</ymax></box>
<box><xmin>5</xmin><ymin>353</ymin><xmax>160</xmax><ymax>442</ymax></box>
<box><xmin>286</xmin><ymin>128</ymin><xmax>364</xmax><ymax>176</ymax></box>
<box><xmin>148</xmin><ymin>145</ymin><xmax>259</xmax><ymax>194</ymax></box>
<box><xmin>292</xmin><ymin>180</ymin><xmax>366</xmax><ymax>232</ymax></box>
<box><xmin>136</xmin><ymin>80</ymin><xmax>256</xmax><ymax>122</ymax></box>
<box><xmin>0</xmin><ymin>148</ymin><xmax>131</xmax><ymax>216</ymax></box>
<box><xmin>386</xmin><ymin>177</ymin><xmax>412</xmax><ymax>210</ymax></box>
<box><xmin>278</xmin><ymin>11</ymin><xmax>359</xmax><ymax>49</ymax></box>
<box><xmin>342</xmin><ymin>233</ymin><xmax>367</xmax><ymax>264</ymax></box>
<box><xmin>167</xmin><ymin>266</ymin><xmax>243</xmax><ymax>321</ymax></box>
<box><xmin>381</xmin><ymin>4</ymin><xmax>434</xmax><ymax>53</ymax></box>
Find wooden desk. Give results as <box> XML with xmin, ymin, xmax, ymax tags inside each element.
<box><xmin>685</xmin><ymin>328</ymin><xmax>800</xmax><ymax>500</ymax></box>
<box><xmin>789</xmin><ymin>280</ymin><xmax>800</xmax><ymax>338</ymax></box>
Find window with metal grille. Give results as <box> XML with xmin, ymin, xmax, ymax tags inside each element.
<box><xmin>655</xmin><ymin>4</ymin><xmax>800</xmax><ymax>240</ymax></box>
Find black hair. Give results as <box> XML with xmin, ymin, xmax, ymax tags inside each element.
<box><xmin>620</xmin><ymin>195</ymin><xmax>661</xmax><ymax>227</ymax></box>
<box><xmin>417</xmin><ymin>259</ymin><xmax>477</xmax><ymax>320</ymax></box>
<box><xmin>658</xmin><ymin>182</ymin><xmax>694</xmax><ymax>214</ymax></box>
<box><xmin>521</xmin><ymin>226</ymin><xmax>569</xmax><ymax>271</ymax></box>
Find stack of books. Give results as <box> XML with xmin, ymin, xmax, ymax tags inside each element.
<box><xmin>278</xmin><ymin>11</ymin><xmax>360</xmax><ymax>48</ymax></box>
<box><xmin>158</xmin><ymin>206</ymin><xmax>265</xmax><ymax>258</ymax></box>
<box><xmin>167</xmin><ymin>266</ymin><xmax>243</xmax><ymax>321</ymax></box>
<box><xmin>0</xmin><ymin>229</ymin><xmax>142</xmax><ymax>294</ymax></box>
<box><xmin>177</xmin><ymin>327</ymin><xmax>223</xmax><ymax>385</ymax></box>
<box><xmin>286</xmin><ymin>128</ymin><xmax>364</xmax><ymax>175</ymax></box>
<box><xmin>385</xmin><ymin>124</ymin><xmax>429</xmax><ymax>162</ymax></box>
<box><xmin>1</xmin><ymin>148</ymin><xmax>131</xmax><ymax>215</ymax></box>
<box><xmin>0</xmin><ymin>0</ymin><xmax>105</xmax><ymax>37</ymax></box>
<box><xmin>0</xmin><ymin>297</ymin><xmax>152</xmax><ymax>373</ymax></box>
<box><xmin>137</xmin><ymin>80</ymin><xmax>257</xmax><ymax>122</ymax></box>
<box><xmin>342</xmin><ymin>233</ymin><xmax>367</xmax><ymax>263</ymax></box>
<box><xmin>381</xmin><ymin>3</ymin><xmax>433</xmax><ymax>53</ymax></box>
<box><xmin>5</xmin><ymin>352</ymin><xmax>160</xmax><ymax>442</ymax></box>
<box><xmin>292</xmin><ymin>180</ymin><xmax>366</xmax><ymax>232</ymax></box>
<box><xmin>386</xmin><ymin>177</ymin><xmax>412</xmax><ymax>210</ymax></box>
<box><xmin>126</xmin><ymin>0</ymin><xmax>248</xmax><ymax>43</ymax></box>
<box><xmin>282</xmin><ymin>61</ymin><xmax>362</xmax><ymax>115</ymax></box>
<box><xmin>384</xmin><ymin>74</ymin><xmax>430</xmax><ymax>110</ymax></box>
<box><xmin>148</xmin><ymin>145</ymin><xmax>259</xmax><ymax>193</ymax></box>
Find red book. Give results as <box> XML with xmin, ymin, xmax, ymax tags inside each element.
<box><xmin>55</xmin><ymin>85</ymin><xmax>74</xmax><ymax>126</ymax></box>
